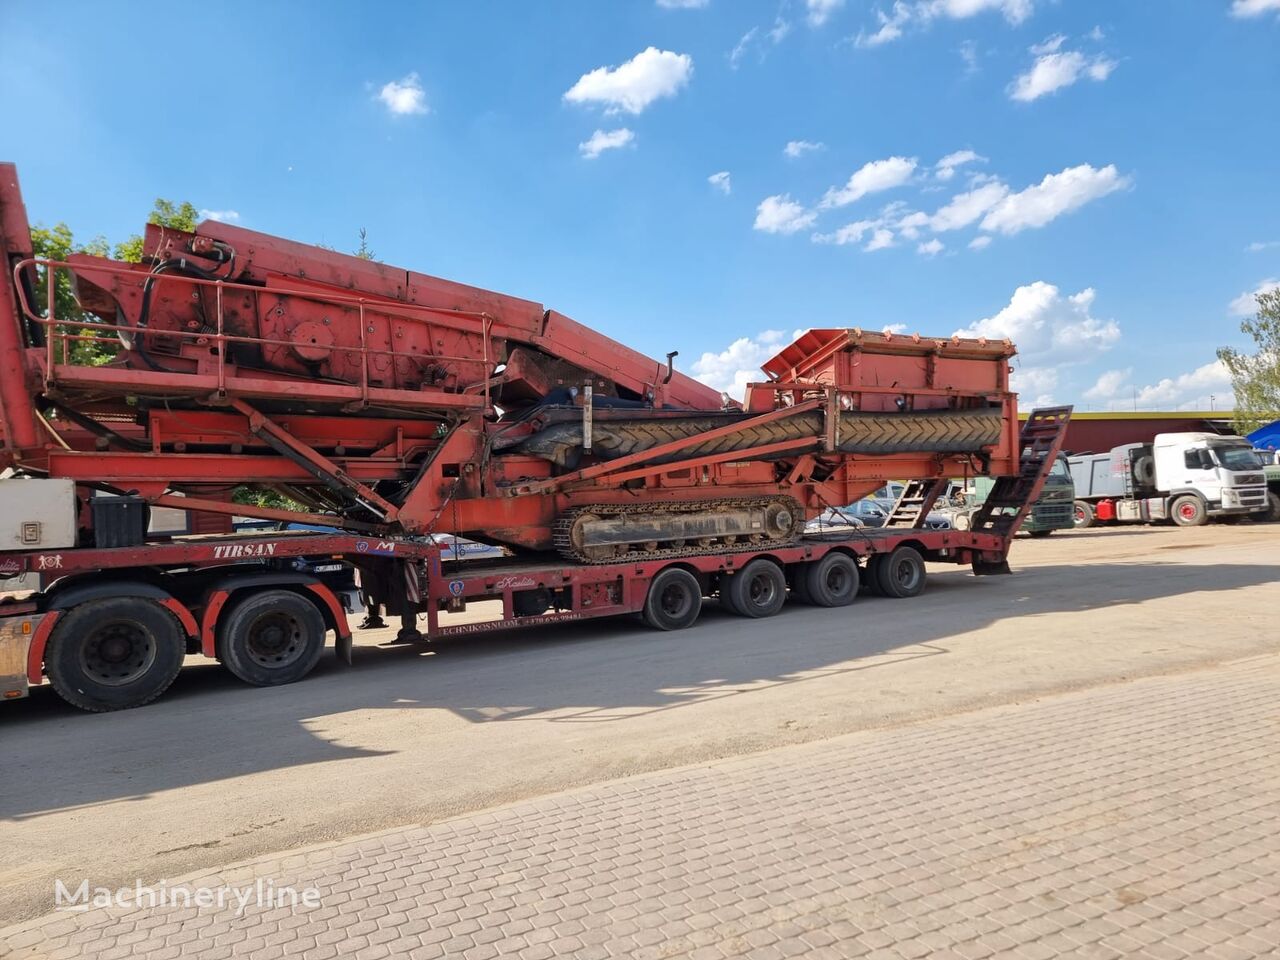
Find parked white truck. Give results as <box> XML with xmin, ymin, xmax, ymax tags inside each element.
<box><xmin>1068</xmin><ymin>432</ymin><xmax>1268</xmax><ymax>528</ymax></box>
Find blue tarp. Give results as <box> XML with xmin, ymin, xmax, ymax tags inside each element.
<box><xmin>1246</xmin><ymin>420</ymin><xmax>1280</xmax><ymax>450</ymax></box>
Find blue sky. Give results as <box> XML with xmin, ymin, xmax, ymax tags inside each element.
<box><xmin>2</xmin><ymin>0</ymin><xmax>1278</xmax><ymax>411</ymax></box>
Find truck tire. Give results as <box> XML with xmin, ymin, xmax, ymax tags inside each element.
<box><xmin>219</xmin><ymin>590</ymin><xmax>327</xmax><ymax>687</ymax></box>
<box><xmin>1073</xmin><ymin>501</ymin><xmax>1095</xmax><ymax>529</ymax></box>
<box><xmin>1132</xmin><ymin>455</ymin><xmax>1156</xmax><ymax>488</ymax></box>
<box><xmin>725</xmin><ymin>559</ymin><xmax>787</xmax><ymax>618</ymax></box>
<box><xmin>803</xmin><ymin>553</ymin><xmax>860</xmax><ymax>607</ymax></box>
<box><xmin>1266</xmin><ymin>491</ymin><xmax>1280</xmax><ymax>523</ymax></box>
<box><xmin>862</xmin><ymin>555</ymin><xmax>885</xmax><ymax>596</ymax></box>
<box><xmin>44</xmin><ymin>597</ymin><xmax>186</xmax><ymax>712</ymax></box>
<box><xmin>875</xmin><ymin>545</ymin><xmax>927</xmax><ymax>599</ymax></box>
<box><xmin>643</xmin><ymin>568</ymin><xmax>702</xmax><ymax>631</ymax></box>
<box><xmin>1171</xmin><ymin>495</ymin><xmax>1207</xmax><ymax>528</ymax></box>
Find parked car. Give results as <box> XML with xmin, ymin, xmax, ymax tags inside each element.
<box><xmin>807</xmin><ymin>496</ymin><xmax>952</xmax><ymax>533</ymax></box>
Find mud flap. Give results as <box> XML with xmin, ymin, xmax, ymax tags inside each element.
<box><xmin>972</xmin><ymin>560</ymin><xmax>1012</xmax><ymax>576</ymax></box>
<box><xmin>335</xmin><ymin>631</ymin><xmax>353</xmax><ymax>665</ymax></box>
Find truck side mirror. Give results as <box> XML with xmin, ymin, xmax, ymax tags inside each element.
<box><xmin>1199</xmin><ymin>450</ymin><xmax>1215</xmax><ymax>469</ymax></box>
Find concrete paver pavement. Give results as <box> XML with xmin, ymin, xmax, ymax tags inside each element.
<box><xmin>6</xmin><ymin>653</ymin><xmax>1279</xmax><ymax>959</ymax></box>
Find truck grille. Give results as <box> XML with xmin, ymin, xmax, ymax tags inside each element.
<box><xmin>1235</xmin><ymin>475</ymin><xmax>1265</xmax><ymax>487</ymax></box>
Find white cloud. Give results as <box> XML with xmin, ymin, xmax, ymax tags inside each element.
<box><xmin>564</xmin><ymin>48</ymin><xmax>693</xmax><ymax>115</ymax></box>
<box><xmin>579</xmin><ymin>128</ymin><xmax>635</xmax><ymax>159</ymax></box>
<box><xmin>958</xmin><ymin>40</ymin><xmax>979</xmax><ymax>72</ymax></box>
<box><xmin>657</xmin><ymin>0</ymin><xmax>709</xmax><ymax>7</ymax></box>
<box><xmin>198</xmin><ymin>209</ymin><xmax>240</xmax><ymax>223</ymax></box>
<box><xmin>1231</xmin><ymin>0</ymin><xmax>1280</xmax><ymax>17</ymax></box>
<box><xmin>784</xmin><ymin>140</ymin><xmax>825</xmax><ymax>159</ymax></box>
<box><xmin>1246</xmin><ymin>240</ymin><xmax>1280</xmax><ymax>252</ymax></box>
<box><xmin>956</xmin><ymin>281</ymin><xmax>1120</xmax><ymax>366</ymax></box>
<box><xmin>813</xmin><ymin>218</ymin><xmax>879</xmax><ymax>246</ymax></box>
<box><xmin>896</xmin><ymin>211</ymin><xmax>931</xmax><ymax>240</ymax></box>
<box><xmin>821</xmin><ymin>156</ymin><xmax>917</xmax><ymax>208</ymax></box>
<box><xmin>708</xmin><ymin>171</ymin><xmax>732</xmax><ymax>195</ymax></box>
<box><xmin>1010</xmin><ymin>47</ymin><xmax>1117</xmax><ymax>102</ymax></box>
<box><xmin>730</xmin><ymin>17</ymin><xmax>792</xmax><ymax>67</ymax></box>
<box><xmin>882</xmin><ymin>323</ymin><xmax>909</xmax><ymax>335</ymax></box>
<box><xmin>979</xmin><ymin>163</ymin><xmax>1129</xmax><ymax>235</ymax></box>
<box><xmin>857</xmin><ymin>0</ymin><xmax>1034</xmax><ymax>46</ymax></box>
<box><xmin>754</xmin><ymin>195</ymin><xmax>817</xmax><ymax>234</ymax></box>
<box><xmin>690</xmin><ymin>330</ymin><xmax>788</xmax><ymax>398</ymax></box>
<box><xmin>865</xmin><ymin>228</ymin><xmax>896</xmax><ymax>251</ymax></box>
<box><xmin>1029</xmin><ymin>33</ymin><xmax>1066</xmax><ymax>55</ymax></box>
<box><xmin>930</xmin><ymin>180</ymin><xmax>1010</xmax><ymax>231</ymax></box>
<box><xmin>856</xmin><ymin>2</ymin><xmax>912</xmax><ymax>46</ymax></box>
<box><xmin>377</xmin><ymin>73</ymin><xmax>429</xmax><ymax>116</ymax></box>
<box><xmin>1084</xmin><ymin>362</ymin><xmax>1234</xmax><ymax>411</ymax></box>
<box><xmin>1083</xmin><ymin>368</ymin><xmax>1132</xmax><ymax>402</ymax></box>
<box><xmin>807</xmin><ymin>0</ymin><xmax>846</xmax><ymax>27</ymax></box>
<box><xmin>969</xmin><ymin>235</ymin><xmax>992</xmax><ymax>250</ymax></box>
<box><xmin>917</xmin><ymin>238</ymin><xmax>944</xmax><ymax>256</ymax></box>
<box><xmin>935</xmin><ymin>149</ymin><xmax>984</xmax><ymax>180</ymax></box>
<box><xmin>1229</xmin><ymin>279</ymin><xmax>1280</xmax><ymax>317</ymax></box>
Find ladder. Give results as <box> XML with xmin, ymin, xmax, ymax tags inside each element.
<box><xmin>884</xmin><ymin>477</ymin><xmax>951</xmax><ymax>528</ymax></box>
<box><xmin>968</xmin><ymin>406</ymin><xmax>1073</xmax><ymax>542</ymax></box>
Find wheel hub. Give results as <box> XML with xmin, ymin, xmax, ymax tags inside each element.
<box><xmin>246</xmin><ymin>613</ymin><xmax>304</xmax><ymax>667</ymax></box>
<box><xmin>81</xmin><ymin>621</ymin><xmax>157</xmax><ymax>686</ymax></box>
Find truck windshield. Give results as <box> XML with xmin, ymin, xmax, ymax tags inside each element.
<box><xmin>1212</xmin><ymin>445</ymin><xmax>1264</xmax><ymax>471</ymax></box>
<box><xmin>1048</xmin><ymin>457</ymin><xmax>1070</xmax><ymax>478</ymax></box>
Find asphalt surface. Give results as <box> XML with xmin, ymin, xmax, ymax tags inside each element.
<box><xmin>2</xmin><ymin>524</ymin><xmax>1276</xmax><ymax>925</ymax></box>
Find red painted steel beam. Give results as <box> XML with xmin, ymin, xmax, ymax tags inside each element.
<box><xmin>47</xmin><ymin>451</ymin><xmax>407</xmax><ymax>483</ymax></box>
<box><xmin>0</xmin><ymin>164</ymin><xmax>41</xmax><ymax>456</ymax></box>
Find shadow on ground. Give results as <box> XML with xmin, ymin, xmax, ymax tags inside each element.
<box><xmin>1</xmin><ymin>559</ymin><xmax>1272</xmax><ymax>820</ymax></box>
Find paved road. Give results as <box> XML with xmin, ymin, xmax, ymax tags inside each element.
<box><xmin>6</xmin><ymin>650</ymin><xmax>1279</xmax><ymax>958</ymax></box>
<box><xmin>1</xmin><ymin>525</ymin><xmax>1277</xmax><ymax>928</ymax></box>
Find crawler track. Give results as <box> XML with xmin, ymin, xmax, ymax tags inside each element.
<box><xmin>553</xmin><ymin>496</ymin><xmax>805</xmax><ymax>564</ymax></box>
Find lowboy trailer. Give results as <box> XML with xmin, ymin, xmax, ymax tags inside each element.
<box><xmin>0</xmin><ymin>408</ymin><xmax>1070</xmax><ymax>711</ymax></box>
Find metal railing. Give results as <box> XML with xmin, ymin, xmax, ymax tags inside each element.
<box><xmin>13</xmin><ymin>258</ymin><xmax>499</xmax><ymax>411</ymax></box>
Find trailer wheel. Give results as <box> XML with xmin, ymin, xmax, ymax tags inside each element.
<box><xmin>44</xmin><ymin>597</ymin><xmax>186</xmax><ymax>712</ymax></box>
<box><xmin>219</xmin><ymin>590</ymin><xmax>327</xmax><ymax>686</ymax></box>
<box><xmin>1073</xmin><ymin>501</ymin><xmax>1095</xmax><ymax>529</ymax></box>
<box><xmin>804</xmin><ymin>553</ymin><xmax>860</xmax><ymax>607</ymax></box>
<box><xmin>726</xmin><ymin>559</ymin><xmax>787</xmax><ymax>618</ymax></box>
<box><xmin>1171</xmin><ymin>495</ymin><xmax>1207</xmax><ymax>527</ymax></box>
<box><xmin>875</xmin><ymin>546</ymin><xmax>926</xmax><ymax>599</ymax></box>
<box><xmin>643</xmin><ymin>568</ymin><xmax>702</xmax><ymax>631</ymax></box>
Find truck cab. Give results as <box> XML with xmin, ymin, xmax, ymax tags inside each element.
<box><xmin>1151</xmin><ymin>432</ymin><xmax>1268</xmax><ymax>520</ymax></box>
<box><xmin>1069</xmin><ymin>432</ymin><xmax>1267</xmax><ymax>528</ymax></box>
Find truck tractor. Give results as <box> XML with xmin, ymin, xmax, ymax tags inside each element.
<box><xmin>1068</xmin><ymin>432</ymin><xmax>1268</xmax><ymax>528</ymax></box>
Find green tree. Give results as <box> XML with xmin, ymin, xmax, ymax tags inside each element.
<box><xmin>1218</xmin><ymin>287</ymin><xmax>1280</xmax><ymax>433</ymax></box>
<box><xmin>29</xmin><ymin>222</ymin><xmax>118</xmax><ymax>366</ymax></box>
<box><xmin>113</xmin><ymin>199</ymin><xmax>201</xmax><ymax>263</ymax></box>
<box><xmin>29</xmin><ymin>198</ymin><xmax>201</xmax><ymax>365</ymax></box>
